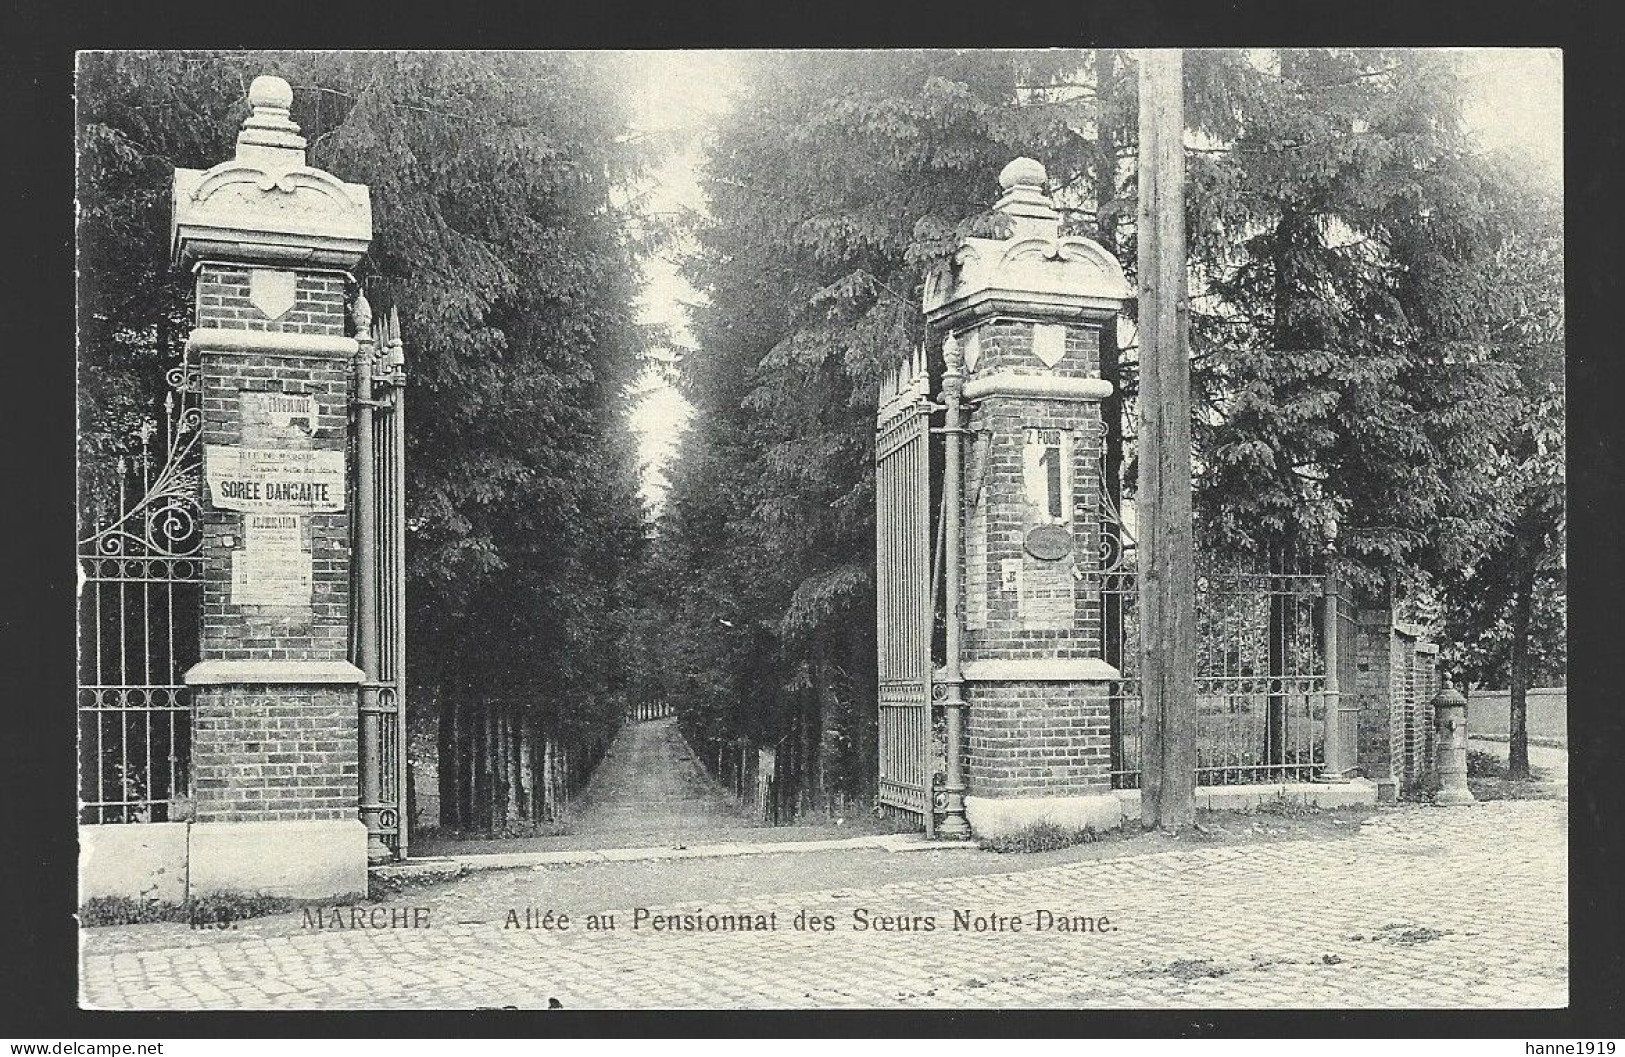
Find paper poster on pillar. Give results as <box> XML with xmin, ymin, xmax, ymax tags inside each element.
<box><xmin>205</xmin><ymin>445</ymin><xmax>346</xmax><ymax>512</ymax></box>
<box><xmin>231</xmin><ymin>513</ymin><xmax>313</xmax><ymax>607</ymax></box>
<box><xmin>1020</xmin><ymin>562</ymin><xmax>1074</xmax><ymax>630</ymax></box>
<box><xmin>241</xmin><ymin>390</ymin><xmax>320</xmax><ymax>440</ymax></box>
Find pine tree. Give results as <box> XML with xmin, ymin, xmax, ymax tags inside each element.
<box><xmin>1182</xmin><ymin>49</ymin><xmax>1523</xmax><ymax>580</ymax></box>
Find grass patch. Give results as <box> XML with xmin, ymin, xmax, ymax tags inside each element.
<box><xmin>79</xmin><ymin>891</ymin><xmax>318</xmax><ymax>928</ymax></box>
<box><xmin>1464</xmin><ymin>748</ymin><xmax>1561</xmax><ymax>801</ymax></box>
<box><xmin>432</xmin><ymin>820</ymin><xmax>572</xmax><ymax>842</ymax></box>
<box><xmin>980</xmin><ymin>820</ymin><xmax>1100</xmax><ymax>854</ymax></box>
<box><xmin>1254</xmin><ymin>791</ymin><xmax>1322</xmax><ymax>817</ymax></box>
<box><xmin>1467</xmin><ymin>777</ymin><xmax>1563</xmax><ymax>802</ymax></box>
<box><xmin>367</xmin><ymin>864</ymin><xmax>469</xmax><ymax>899</ymax></box>
<box><xmin>1468</xmin><ymin>748</ymin><xmax>1550</xmax><ymax>782</ymax></box>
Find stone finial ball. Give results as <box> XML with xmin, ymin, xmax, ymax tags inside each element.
<box><xmin>249</xmin><ymin>75</ymin><xmax>294</xmax><ymax>111</ymax></box>
<box><xmin>999</xmin><ymin>157</ymin><xmax>1047</xmax><ymax>190</ymax></box>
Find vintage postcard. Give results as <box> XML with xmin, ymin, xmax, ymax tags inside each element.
<box><xmin>73</xmin><ymin>47</ymin><xmax>1566</xmax><ymax>1013</ymax></box>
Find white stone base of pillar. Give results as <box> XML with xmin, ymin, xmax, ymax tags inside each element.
<box><xmin>965</xmin><ymin>778</ymin><xmax>1381</xmax><ymax>839</ymax></box>
<box><xmin>79</xmin><ymin>822</ymin><xmax>191</xmax><ymax>904</ymax></box>
<box><xmin>188</xmin><ymin>819</ymin><xmax>368</xmax><ymax>900</ymax></box>
<box><xmin>964</xmin><ymin>792</ymin><xmax>1128</xmax><ymax>839</ymax></box>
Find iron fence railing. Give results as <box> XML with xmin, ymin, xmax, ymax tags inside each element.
<box><xmin>1108</xmin><ymin>568</ymin><xmax>1330</xmax><ymax>788</ymax></box>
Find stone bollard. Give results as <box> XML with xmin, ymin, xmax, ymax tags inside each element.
<box><xmin>1431</xmin><ymin>676</ymin><xmax>1476</xmax><ymax>806</ymax></box>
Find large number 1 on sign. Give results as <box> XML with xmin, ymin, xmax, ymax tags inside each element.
<box><xmin>1038</xmin><ymin>444</ymin><xmax>1063</xmax><ymax>520</ymax></box>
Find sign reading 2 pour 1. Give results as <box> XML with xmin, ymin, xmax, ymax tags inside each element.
<box><xmin>205</xmin><ymin>445</ymin><xmax>347</xmax><ymax>512</ymax></box>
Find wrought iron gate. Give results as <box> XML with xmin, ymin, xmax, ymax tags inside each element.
<box><xmin>874</xmin><ymin>347</ymin><xmax>934</xmax><ymax>834</ymax></box>
<box><xmin>1096</xmin><ymin>415</ymin><xmax>1333</xmax><ymax>788</ymax></box>
<box><xmin>354</xmin><ymin>300</ymin><xmax>409</xmax><ymax>860</ymax></box>
<box><xmin>1108</xmin><ymin>566</ymin><xmax>1332</xmax><ymax>787</ymax></box>
<box><xmin>78</xmin><ymin>355</ymin><xmax>202</xmax><ymax>824</ymax></box>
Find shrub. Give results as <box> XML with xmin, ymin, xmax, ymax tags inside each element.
<box><xmin>1255</xmin><ymin>792</ymin><xmax>1318</xmax><ymax>817</ymax></box>
<box><xmin>980</xmin><ymin>820</ymin><xmax>1099</xmax><ymax>854</ymax></box>
<box><xmin>1467</xmin><ymin>749</ymin><xmax>1508</xmax><ymax>779</ymax></box>
<box><xmin>80</xmin><ymin>892</ymin><xmax>311</xmax><ymax>928</ymax></box>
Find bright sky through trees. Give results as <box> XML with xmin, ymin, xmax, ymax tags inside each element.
<box><xmin>626</xmin><ymin>51</ymin><xmax>740</xmax><ymax>507</ymax></box>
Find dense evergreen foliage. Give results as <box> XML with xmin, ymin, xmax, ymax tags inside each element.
<box><xmin>654</xmin><ymin>49</ymin><xmax>1565</xmax><ymax>811</ymax></box>
<box><xmin>1179</xmin><ymin>50</ymin><xmax>1552</xmax><ymax>592</ymax></box>
<box><xmin>76</xmin><ymin>49</ymin><xmax>1564</xmax><ymax>818</ymax></box>
<box><xmin>76</xmin><ymin>52</ymin><xmax>655</xmax><ymax>825</ymax></box>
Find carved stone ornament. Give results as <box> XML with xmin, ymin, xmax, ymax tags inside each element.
<box><xmin>172</xmin><ymin>75</ymin><xmax>372</xmax><ymax>269</ymax></box>
<box><xmin>923</xmin><ymin>157</ymin><xmax>1129</xmax><ymax>330</ymax></box>
<box><xmin>961</xmin><ymin>328</ymin><xmax>982</xmax><ymax>373</ymax></box>
<box><xmin>1032</xmin><ymin>322</ymin><xmax>1067</xmax><ymax>369</ymax></box>
<box><xmin>248</xmin><ymin>269</ymin><xmax>298</xmax><ymax>320</ymax></box>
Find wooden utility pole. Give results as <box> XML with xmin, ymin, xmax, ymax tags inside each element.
<box><xmin>1136</xmin><ymin>49</ymin><xmax>1197</xmax><ymax>830</ymax></box>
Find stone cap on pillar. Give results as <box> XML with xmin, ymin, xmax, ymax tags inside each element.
<box><xmin>172</xmin><ymin>75</ymin><xmax>373</xmax><ymax>269</ymax></box>
<box><xmin>923</xmin><ymin>157</ymin><xmax>1129</xmax><ymax>330</ymax></box>
<box><xmin>1430</xmin><ymin>673</ymin><xmax>1468</xmax><ymax>710</ymax></box>
<box><xmin>185</xmin><ymin>658</ymin><xmax>366</xmax><ymax>686</ymax></box>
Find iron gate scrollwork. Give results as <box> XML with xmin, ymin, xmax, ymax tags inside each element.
<box><xmin>874</xmin><ymin>346</ymin><xmax>934</xmax><ymax>835</ymax></box>
<box><xmin>77</xmin><ymin>353</ymin><xmax>203</xmax><ymax>824</ymax></box>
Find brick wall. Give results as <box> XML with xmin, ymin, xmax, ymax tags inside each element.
<box><xmin>190</xmin><ymin>262</ymin><xmax>360</xmax><ymax>822</ymax></box>
<box><xmin>964</xmin><ymin>681</ymin><xmax>1112</xmax><ymax>797</ymax></box>
<box><xmin>960</xmin><ymin>317</ymin><xmax>1115</xmax><ymax>795</ymax></box>
<box><xmin>970</xmin><ymin>317</ymin><xmax>1102</xmax><ymax>378</ymax></box>
<box><xmin>1394</xmin><ymin>627</ymin><xmax>1415</xmax><ymax>784</ymax></box>
<box><xmin>963</xmin><ymin>319</ymin><xmax>1108</xmax><ymax>659</ymax></box>
<box><xmin>1392</xmin><ymin>632</ymin><xmax>1441</xmax><ymax>789</ymax></box>
<box><xmin>195</xmin><ymin>265</ymin><xmax>353</xmax><ymax>662</ymax></box>
<box><xmin>1416</xmin><ymin>647</ymin><xmax>1440</xmax><ymax>782</ymax></box>
<box><xmin>195</xmin><ymin>265</ymin><xmax>346</xmax><ymax>334</ymax></box>
<box><xmin>1352</xmin><ymin>597</ymin><xmax>1443</xmax><ymax>790</ymax></box>
<box><xmin>191</xmin><ymin>685</ymin><xmax>359</xmax><ymax>822</ymax></box>
<box><xmin>1392</xmin><ymin>637</ymin><xmax>1442</xmax><ymax>789</ymax></box>
<box><xmin>1353</xmin><ymin>605</ymin><xmax>1396</xmax><ymax>782</ymax></box>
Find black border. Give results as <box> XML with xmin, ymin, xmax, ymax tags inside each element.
<box><xmin>8</xmin><ymin>0</ymin><xmax>1622</xmax><ymax>1039</ymax></box>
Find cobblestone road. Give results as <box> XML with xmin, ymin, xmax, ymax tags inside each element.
<box><xmin>80</xmin><ymin>798</ymin><xmax>1566</xmax><ymax>1010</ymax></box>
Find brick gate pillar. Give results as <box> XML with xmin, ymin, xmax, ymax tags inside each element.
<box><xmin>1352</xmin><ymin>580</ymin><xmax>1400</xmax><ymax>801</ymax></box>
<box><xmin>174</xmin><ymin>76</ymin><xmax>374</xmax><ymax>898</ymax></box>
<box><xmin>923</xmin><ymin>158</ymin><xmax>1130</xmax><ymax>838</ymax></box>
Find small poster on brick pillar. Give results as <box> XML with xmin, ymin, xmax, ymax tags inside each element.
<box><xmin>231</xmin><ymin>513</ymin><xmax>313</xmax><ymax>607</ymax></box>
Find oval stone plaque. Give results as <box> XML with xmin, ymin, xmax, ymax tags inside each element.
<box><xmin>1023</xmin><ymin>523</ymin><xmax>1073</xmax><ymax>561</ymax></box>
